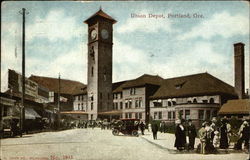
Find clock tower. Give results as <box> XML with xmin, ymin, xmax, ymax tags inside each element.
<box><xmin>84</xmin><ymin>9</ymin><xmax>116</xmax><ymax>120</ymax></box>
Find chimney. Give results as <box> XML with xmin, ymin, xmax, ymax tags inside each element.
<box><xmin>234</xmin><ymin>42</ymin><xmax>245</xmax><ymax>99</ymax></box>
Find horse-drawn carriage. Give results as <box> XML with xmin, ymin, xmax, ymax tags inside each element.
<box><xmin>112</xmin><ymin>118</ymin><xmax>140</xmax><ymax>136</ymax></box>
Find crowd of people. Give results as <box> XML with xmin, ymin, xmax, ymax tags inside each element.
<box><xmin>173</xmin><ymin>117</ymin><xmax>250</xmax><ymax>154</ymax></box>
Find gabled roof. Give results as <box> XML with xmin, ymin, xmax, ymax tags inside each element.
<box><xmin>113</xmin><ymin>74</ymin><xmax>164</xmax><ymax>93</ymax></box>
<box><xmin>219</xmin><ymin>99</ymin><xmax>250</xmax><ymax>115</ymax></box>
<box><xmin>84</xmin><ymin>8</ymin><xmax>117</xmax><ymax>24</ymax></box>
<box><xmin>29</xmin><ymin>75</ymin><xmax>86</xmax><ymax>95</ymax></box>
<box><xmin>150</xmin><ymin>73</ymin><xmax>237</xmax><ymax>99</ymax></box>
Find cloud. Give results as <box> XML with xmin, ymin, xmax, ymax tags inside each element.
<box><xmin>178</xmin><ymin>11</ymin><xmax>249</xmax><ymax>40</ymax></box>
<box><xmin>117</xmin><ymin>10</ymin><xmax>175</xmax><ymax>34</ymax></box>
<box><xmin>26</xmin><ymin>9</ymin><xmax>85</xmax><ymax>42</ymax></box>
<box><xmin>113</xmin><ymin>38</ymin><xmax>235</xmax><ymax>88</ymax></box>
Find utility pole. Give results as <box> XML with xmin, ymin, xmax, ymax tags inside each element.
<box><xmin>19</xmin><ymin>8</ymin><xmax>28</xmax><ymax>137</ymax></box>
<box><xmin>57</xmin><ymin>73</ymin><xmax>61</xmax><ymax>129</ymax></box>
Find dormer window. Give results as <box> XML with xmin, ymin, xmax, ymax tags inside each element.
<box><xmin>175</xmin><ymin>81</ymin><xmax>186</xmax><ymax>89</ymax></box>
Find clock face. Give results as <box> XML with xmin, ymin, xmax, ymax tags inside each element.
<box><xmin>91</xmin><ymin>29</ymin><xmax>97</xmax><ymax>40</ymax></box>
<box><xmin>101</xmin><ymin>29</ymin><xmax>109</xmax><ymax>39</ymax></box>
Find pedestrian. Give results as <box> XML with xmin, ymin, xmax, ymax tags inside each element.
<box><xmin>198</xmin><ymin>122</ymin><xmax>207</xmax><ymax>154</ymax></box>
<box><xmin>187</xmin><ymin>119</ymin><xmax>197</xmax><ymax>150</ymax></box>
<box><xmin>226</xmin><ymin>119</ymin><xmax>232</xmax><ymax>145</ymax></box>
<box><xmin>148</xmin><ymin>123</ymin><xmax>151</xmax><ymax>132</ymax></box>
<box><xmin>174</xmin><ymin>119</ymin><xmax>186</xmax><ymax>151</ymax></box>
<box><xmin>234</xmin><ymin>121</ymin><xmax>250</xmax><ymax>150</ymax></box>
<box><xmin>139</xmin><ymin>121</ymin><xmax>145</xmax><ymax>135</ymax></box>
<box><xmin>213</xmin><ymin>130</ymin><xmax>220</xmax><ymax>148</ymax></box>
<box><xmin>151</xmin><ymin>121</ymin><xmax>158</xmax><ymax>140</ymax></box>
<box><xmin>205</xmin><ymin>122</ymin><xmax>216</xmax><ymax>153</ymax></box>
<box><xmin>219</xmin><ymin>119</ymin><xmax>229</xmax><ymax>149</ymax></box>
<box><xmin>163</xmin><ymin>121</ymin><xmax>167</xmax><ymax>133</ymax></box>
<box><xmin>159</xmin><ymin>121</ymin><xmax>163</xmax><ymax>133</ymax></box>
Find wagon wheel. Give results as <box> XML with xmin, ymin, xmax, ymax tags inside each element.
<box><xmin>132</xmin><ymin>130</ymin><xmax>138</xmax><ymax>137</ymax></box>
<box><xmin>112</xmin><ymin>129</ymin><xmax>119</xmax><ymax>136</ymax></box>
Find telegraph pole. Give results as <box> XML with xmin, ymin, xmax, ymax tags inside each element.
<box><xmin>19</xmin><ymin>8</ymin><xmax>28</xmax><ymax>137</ymax></box>
<box><xmin>57</xmin><ymin>73</ymin><xmax>61</xmax><ymax>129</ymax></box>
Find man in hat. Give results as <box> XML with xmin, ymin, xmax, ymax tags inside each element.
<box><xmin>187</xmin><ymin>119</ymin><xmax>197</xmax><ymax>150</ymax></box>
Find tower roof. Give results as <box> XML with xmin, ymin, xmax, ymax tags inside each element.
<box><xmin>84</xmin><ymin>8</ymin><xmax>117</xmax><ymax>24</ymax></box>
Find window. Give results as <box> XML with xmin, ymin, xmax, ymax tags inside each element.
<box><xmin>120</xmin><ymin>102</ymin><xmax>123</xmax><ymax>109</ymax></box>
<box><xmin>154</xmin><ymin>112</ymin><xmax>157</xmax><ymax>119</ymax></box>
<box><xmin>129</xmin><ymin>100</ymin><xmax>132</xmax><ymax>108</ymax></box>
<box><xmin>125</xmin><ymin>101</ymin><xmax>128</xmax><ymax>108</ymax></box>
<box><xmin>130</xmin><ymin>88</ymin><xmax>136</xmax><ymax>95</ymax></box>
<box><xmin>135</xmin><ymin>113</ymin><xmax>138</xmax><ymax>119</ymax></box>
<box><xmin>185</xmin><ymin>110</ymin><xmax>190</xmax><ymax>120</ymax></box>
<box><xmin>81</xmin><ymin>103</ymin><xmax>83</xmax><ymax>110</ymax></box>
<box><xmin>115</xmin><ymin>103</ymin><xmax>118</xmax><ymax>110</ymax></box>
<box><xmin>139</xmin><ymin>113</ymin><xmax>142</xmax><ymax>119</ymax></box>
<box><xmin>91</xmin><ymin>67</ymin><xmax>94</xmax><ymax>77</ymax></box>
<box><xmin>49</xmin><ymin>92</ymin><xmax>54</xmax><ymax>102</ymax></box>
<box><xmin>172</xmin><ymin>101</ymin><xmax>176</xmax><ymax>105</ymax></box>
<box><xmin>139</xmin><ymin>99</ymin><xmax>142</xmax><ymax>107</ymax></box>
<box><xmin>206</xmin><ymin>110</ymin><xmax>211</xmax><ymax>120</ymax></box>
<box><xmin>179</xmin><ymin>110</ymin><xmax>183</xmax><ymax>118</ymax></box>
<box><xmin>168</xmin><ymin>112</ymin><xmax>172</xmax><ymax>120</ymax></box>
<box><xmin>78</xmin><ymin>96</ymin><xmax>80</xmax><ymax>101</ymax></box>
<box><xmin>153</xmin><ymin>100</ymin><xmax>162</xmax><ymax>107</ymax></box>
<box><xmin>173</xmin><ymin>111</ymin><xmax>176</xmax><ymax>119</ymax></box>
<box><xmin>125</xmin><ymin>113</ymin><xmax>128</xmax><ymax>118</ymax></box>
<box><xmin>187</xmin><ymin>100</ymin><xmax>192</xmax><ymax>104</ymax></box>
<box><xmin>209</xmin><ymin>98</ymin><xmax>214</xmax><ymax>104</ymax></box>
<box><xmin>202</xmin><ymin>100</ymin><xmax>208</xmax><ymax>103</ymax></box>
<box><xmin>135</xmin><ymin>100</ymin><xmax>139</xmax><ymax>108</ymax></box>
<box><xmin>168</xmin><ymin>101</ymin><xmax>172</xmax><ymax>106</ymax></box>
<box><xmin>199</xmin><ymin>110</ymin><xmax>204</xmax><ymax>120</ymax></box>
<box><xmin>129</xmin><ymin>113</ymin><xmax>132</xmax><ymax>118</ymax></box>
<box><xmin>120</xmin><ymin>92</ymin><xmax>123</xmax><ymax>99</ymax></box>
<box><xmin>91</xmin><ymin>102</ymin><xmax>93</xmax><ymax>110</ymax></box>
<box><xmin>158</xmin><ymin>112</ymin><xmax>162</xmax><ymax>119</ymax></box>
<box><xmin>193</xmin><ymin>98</ymin><xmax>197</xmax><ymax>103</ymax></box>
<box><xmin>78</xmin><ymin>104</ymin><xmax>80</xmax><ymax>110</ymax></box>
<box><xmin>91</xmin><ymin>114</ymin><xmax>93</xmax><ymax>120</ymax></box>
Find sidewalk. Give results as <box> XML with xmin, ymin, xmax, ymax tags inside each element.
<box><xmin>140</xmin><ymin>130</ymin><xmax>247</xmax><ymax>154</ymax></box>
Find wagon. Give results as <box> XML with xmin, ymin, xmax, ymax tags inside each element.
<box><xmin>112</xmin><ymin>118</ymin><xmax>140</xmax><ymax>136</ymax></box>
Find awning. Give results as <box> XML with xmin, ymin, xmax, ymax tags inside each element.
<box><xmin>25</xmin><ymin>107</ymin><xmax>41</xmax><ymax>119</ymax></box>
<box><xmin>98</xmin><ymin>110</ymin><xmax>122</xmax><ymax>115</ymax></box>
<box><xmin>60</xmin><ymin>111</ymin><xmax>88</xmax><ymax>115</ymax></box>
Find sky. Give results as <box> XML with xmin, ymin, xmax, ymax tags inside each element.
<box><xmin>1</xmin><ymin>1</ymin><xmax>250</xmax><ymax>92</ymax></box>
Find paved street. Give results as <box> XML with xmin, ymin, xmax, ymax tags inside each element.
<box><xmin>0</xmin><ymin>129</ymin><xmax>249</xmax><ymax>160</ymax></box>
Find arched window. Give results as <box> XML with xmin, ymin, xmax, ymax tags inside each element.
<box><xmin>209</xmin><ymin>98</ymin><xmax>214</xmax><ymax>104</ymax></box>
<box><xmin>172</xmin><ymin>101</ymin><xmax>176</xmax><ymax>105</ymax></box>
<box><xmin>193</xmin><ymin>98</ymin><xmax>197</xmax><ymax>103</ymax></box>
<box><xmin>168</xmin><ymin>101</ymin><xmax>172</xmax><ymax>106</ymax></box>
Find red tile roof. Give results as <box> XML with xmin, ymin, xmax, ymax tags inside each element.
<box><xmin>113</xmin><ymin>74</ymin><xmax>164</xmax><ymax>93</ymax></box>
<box><xmin>150</xmin><ymin>73</ymin><xmax>237</xmax><ymax>99</ymax></box>
<box><xmin>29</xmin><ymin>75</ymin><xmax>86</xmax><ymax>95</ymax></box>
<box><xmin>84</xmin><ymin>8</ymin><xmax>117</xmax><ymax>24</ymax></box>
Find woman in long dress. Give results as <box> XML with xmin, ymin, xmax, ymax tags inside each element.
<box><xmin>174</xmin><ymin>119</ymin><xmax>186</xmax><ymax>151</ymax></box>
